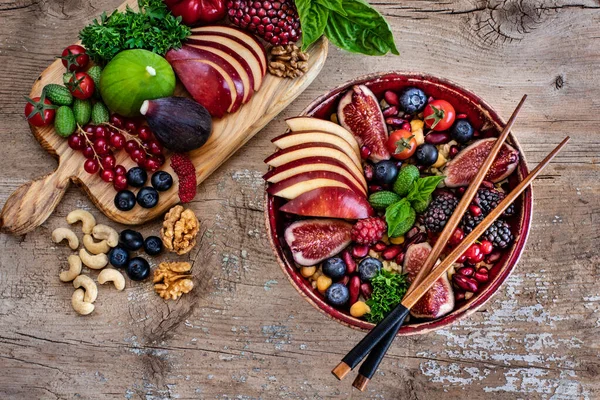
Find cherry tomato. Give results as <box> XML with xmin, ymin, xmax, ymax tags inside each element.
<box><xmin>386</xmin><ymin>129</ymin><xmax>416</xmax><ymax>160</ymax></box>
<box><xmin>67</xmin><ymin>72</ymin><xmax>95</xmax><ymax>100</ymax></box>
<box><xmin>59</xmin><ymin>45</ymin><xmax>89</xmax><ymax>72</ymax></box>
<box><xmin>424</xmin><ymin>99</ymin><xmax>456</xmax><ymax>131</ymax></box>
<box><xmin>24</xmin><ymin>94</ymin><xmax>56</xmax><ymax>126</ymax></box>
<box><xmin>479</xmin><ymin>240</ymin><xmax>494</xmax><ymax>255</ymax></box>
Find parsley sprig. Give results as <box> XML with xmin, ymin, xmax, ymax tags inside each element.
<box><xmin>366</xmin><ymin>269</ymin><xmax>410</xmax><ymax>323</ymax></box>
<box><xmin>79</xmin><ymin>0</ymin><xmax>191</xmax><ymax>65</ymax></box>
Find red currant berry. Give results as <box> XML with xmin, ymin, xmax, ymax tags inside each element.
<box><xmin>110</xmin><ymin>114</ymin><xmax>124</xmax><ymax>128</ymax></box>
<box><xmin>147</xmin><ymin>141</ymin><xmax>163</xmax><ymax>155</ymax></box>
<box><xmin>94</xmin><ymin>126</ymin><xmax>108</xmax><ymax>139</ymax></box>
<box><xmin>125</xmin><ymin>140</ymin><xmax>140</xmax><ymax>154</ymax></box>
<box><xmin>68</xmin><ymin>134</ymin><xmax>84</xmax><ymax>150</ymax></box>
<box><xmin>94</xmin><ymin>138</ymin><xmax>109</xmax><ymax>155</ymax></box>
<box><xmin>113</xmin><ymin>174</ymin><xmax>128</xmax><ymax>190</ymax></box>
<box><xmin>83</xmin><ymin>159</ymin><xmax>99</xmax><ymax>174</ymax></box>
<box><xmin>449</xmin><ymin>227</ymin><xmax>464</xmax><ymax>246</ymax></box>
<box><xmin>114</xmin><ymin>165</ymin><xmax>127</xmax><ymax>176</ymax></box>
<box><xmin>83</xmin><ymin>124</ymin><xmax>95</xmax><ymax>134</ymax></box>
<box><xmin>479</xmin><ymin>240</ymin><xmax>494</xmax><ymax>255</ymax></box>
<box><xmin>101</xmin><ymin>154</ymin><xmax>116</xmax><ymax>170</ymax></box>
<box><xmin>144</xmin><ymin>157</ymin><xmax>161</xmax><ymax>172</ymax></box>
<box><xmin>124</xmin><ymin>119</ymin><xmax>138</xmax><ymax>133</ymax></box>
<box><xmin>131</xmin><ymin>149</ymin><xmax>146</xmax><ymax>164</ymax></box>
<box><xmin>110</xmin><ymin>133</ymin><xmax>125</xmax><ymax>150</ymax></box>
<box><xmin>82</xmin><ymin>146</ymin><xmax>95</xmax><ymax>159</ymax></box>
<box><xmin>100</xmin><ymin>168</ymin><xmax>115</xmax><ymax>183</ymax></box>
<box><xmin>137</xmin><ymin>126</ymin><xmax>152</xmax><ymax>142</ymax></box>
<box><xmin>456</xmin><ymin>254</ymin><xmax>467</xmax><ymax>263</ymax></box>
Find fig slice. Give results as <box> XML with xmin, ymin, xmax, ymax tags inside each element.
<box><xmin>403</xmin><ymin>242</ymin><xmax>454</xmax><ymax>319</ymax></box>
<box><xmin>337</xmin><ymin>85</ymin><xmax>390</xmax><ymax>162</ymax></box>
<box><xmin>284</xmin><ymin>219</ymin><xmax>352</xmax><ymax>266</ymax></box>
<box><xmin>444</xmin><ymin>138</ymin><xmax>519</xmax><ymax>187</ymax></box>
<box><xmin>280</xmin><ymin>187</ymin><xmax>374</xmax><ymax>219</ymax></box>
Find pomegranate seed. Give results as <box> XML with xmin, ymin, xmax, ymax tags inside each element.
<box><xmin>464</xmin><ymin>243</ymin><xmax>482</xmax><ymax>263</ymax></box>
<box><xmin>456</xmin><ymin>254</ymin><xmax>467</xmax><ymax>263</ymax></box>
<box><xmin>342</xmin><ymin>249</ymin><xmax>357</xmax><ymax>274</ymax></box>
<box><xmin>395</xmin><ymin>252</ymin><xmax>405</xmax><ymax>265</ymax></box>
<box><xmin>457</xmin><ymin>266</ymin><xmax>475</xmax><ymax>277</ymax></box>
<box><xmin>363</xmin><ymin>164</ymin><xmax>374</xmax><ymax>181</ymax></box>
<box><xmin>368</xmin><ymin>185</ymin><xmax>383</xmax><ymax>193</ymax></box>
<box><xmin>449</xmin><ymin>145</ymin><xmax>459</xmax><ymax>159</ymax></box>
<box><xmin>479</xmin><ymin>240</ymin><xmax>493</xmax><ymax>255</ymax></box>
<box><xmin>360</xmin><ymin>282</ymin><xmax>373</xmax><ymax>300</ymax></box>
<box><xmin>400</xmin><ymin>122</ymin><xmax>412</xmax><ymax>132</ymax></box>
<box><xmin>360</xmin><ymin>145</ymin><xmax>371</xmax><ymax>160</ymax></box>
<box><xmin>473</xmin><ymin>130</ymin><xmax>480</xmax><ymax>137</ymax></box>
<box><xmin>113</xmin><ymin>174</ymin><xmax>128</xmax><ymax>191</ymax></box>
<box><xmin>114</xmin><ymin>165</ymin><xmax>126</xmax><ymax>176</ymax></box>
<box><xmin>469</xmin><ymin>204</ymin><xmax>482</xmax><ymax>217</ymax></box>
<box><xmin>456</xmin><ymin>113</ymin><xmax>468</xmax><ymax>119</ymax></box>
<box><xmin>351</xmin><ymin>244</ymin><xmax>369</xmax><ymax>258</ymax></box>
<box><xmin>383</xmin><ymin>106</ymin><xmax>398</xmax><ymax>117</ymax></box>
<box><xmin>487</xmin><ymin>250</ymin><xmax>502</xmax><ymax>263</ymax></box>
<box><xmin>83</xmin><ymin>159</ymin><xmax>99</xmax><ymax>174</ymax></box>
<box><xmin>427</xmin><ymin>96</ymin><xmax>434</xmax><ymax>103</ymax></box>
<box><xmin>384</xmin><ymin>90</ymin><xmax>399</xmax><ymax>106</ymax></box>
<box><xmin>455</xmin><ymin>290</ymin><xmax>466</xmax><ymax>301</ymax></box>
<box><xmin>382</xmin><ymin>245</ymin><xmax>402</xmax><ymax>260</ymax></box>
<box><xmin>453</xmin><ymin>274</ymin><xmax>478</xmax><ymax>292</ymax></box>
<box><xmin>339</xmin><ymin>276</ymin><xmax>350</xmax><ymax>286</ymax></box>
<box><xmin>449</xmin><ymin>227</ymin><xmax>464</xmax><ymax>246</ymax></box>
<box><xmin>372</xmin><ymin>241</ymin><xmax>386</xmax><ymax>252</ymax></box>
<box><xmin>457</xmin><ymin>187</ymin><xmax>466</xmax><ymax>195</ymax></box>
<box><xmin>349</xmin><ymin>276</ymin><xmax>361</xmax><ymax>306</ymax></box>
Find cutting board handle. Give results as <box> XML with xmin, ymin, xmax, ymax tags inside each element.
<box><xmin>0</xmin><ymin>163</ymin><xmax>71</xmax><ymax>235</ymax></box>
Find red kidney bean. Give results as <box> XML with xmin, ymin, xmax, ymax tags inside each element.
<box><xmin>340</xmin><ymin>275</ymin><xmax>350</xmax><ymax>286</ymax></box>
<box><xmin>368</xmin><ymin>185</ymin><xmax>383</xmax><ymax>193</ymax></box>
<box><xmin>349</xmin><ymin>276</ymin><xmax>361</xmax><ymax>305</ymax></box>
<box><xmin>360</xmin><ymin>145</ymin><xmax>372</xmax><ymax>160</ymax></box>
<box><xmin>384</xmin><ymin>90</ymin><xmax>399</xmax><ymax>106</ymax></box>
<box><xmin>395</xmin><ymin>252</ymin><xmax>405</xmax><ymax>265</ymax></box>
<box><xmin>406</xmin><ymin>227</ymin><xmax>419</xmax><ymax>240</ymax></box>
<box><xmin>360</xmin><ymin>282</ymin><xmax>373</xmax><ymax>300</ymax></box>
<box><xmin>403</xmin><ymin>113</ymin><xmax>413</xmax><ymax>121</ymax></box>
<box><xmin>455</xmin><ymin>290</ymin><xmax>466</xmax><ymax>301</ymax></box>
<box><xmin>425</xmin><ymin>132</ymin><xmax>451</xmax><ymax>145</ymax></box>
<box><xmin>457</xmin><ymin>187</ymin><xmax>466</xmax><ymax>195</ymax></box>
<box><xmin>352</xmin><ymin>244</ymin><xmax>369</xmax><ymax>258</ymax></box>
<box><xmin>474</xmin><ymin>267</ymin><xmax>489</xmax><ymax>283</ymax></box>
<box><xmin>382</xmin><ymin>245</ymin><xmax>402</xmax><ymax>260</ymax></box>
<box><xmin>473</xmin><ymin>130</ymin><xmax>480</xmax><ymax>137</ymax></box>
<box><xmin>342</xmin><ymin>249</ymin><xmax>357</xmax><ymax>275</ymax></box>
<box><xmin>403</xmin><ymin>232</ymin><xmax>426</xmax><ymax>250</ymax></box>
<box><xmin>487</xmin><ymin>250</ymin><xmax>502</xmax><ymax>263</ymax></box>
<box><xmin>400</xmin><ymin>122</ymin><xmax>412</xmax><ymax>132</ymax></box>
<box><xmin>363</xmin><ymin>164</ymin><xmax>374</xmax><ymax>181</ymax></box>
<box><xmin>427</xmin><ymin>96</ymin><xmax>435</xmax><ymax>103</ymax></box>
<box><xmin>453</xmin><ymin>274</ymin><xmax>479</xmax><ymax>292</ymax></box>
<box><xmin>383</xmin><ymin>106</ymin><xmax>398</xmax><ymax>117</ymax></box>
<box><xmin>481</xmin><ymin>181</ymin><xmax>494</xmax><ymax>189</ymax></box>
<box><xmin>449</xmin><ymin>145</ymin><xmax>459</xmax><ymax>159</ymax></box>
<box><xmin>372</xmin><ymin>241</ymin><xmax>387</xmax><ymax>252</ymax></box>
<box><xmin>457</xmin><ymin>266</ymin><xmax>475</xmax><ymax>277</ymax></box>
<box><xmin>385</xmin><ymin>117</ymin><xmax>406</xmax><ymax>126</ymax></box>
<box><xmin>456</xmin><ymin>113</ymin><xmax>467</xmax><ymax>119</ymax></box>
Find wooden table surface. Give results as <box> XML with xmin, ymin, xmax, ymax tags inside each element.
<box><xmin>1</xmin><ymin>1</ymin><xmax>599</xmax><ymax>398</ymax></box>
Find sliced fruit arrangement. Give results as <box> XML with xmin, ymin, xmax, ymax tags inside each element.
<box><xmin>265</xmin><ymin>84</ymin><xmax>522</xmax><ymax>324</ymax></box>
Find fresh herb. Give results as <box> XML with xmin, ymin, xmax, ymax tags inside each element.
<box><xmin>295</xmin><ymin>0</ymin><xmax>398</xmax><ymax>56</ymax></box>
<box><xmin>406</xmin><ymin>175</ymin><xmax>446</xmax><ymax>204</ymax></box>
<box><xmin>385</xmin><ymin>198</ymin><xmax>412</xmax><ymax>237</ymax></box>
<box><xmin>366</xmin><ymin>269</ymin><xmax>409</xmax><ymax>323</ymax></box>
<box><xmin>79</xmin><ymin>0</ymin><xmax>191</xmax><ymax>64</ymax></box>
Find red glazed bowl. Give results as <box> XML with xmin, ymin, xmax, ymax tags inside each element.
<box><xmin>265</xmin><ymin>72</ymin><xmax>532</xmax><ymax>335</ymax></box>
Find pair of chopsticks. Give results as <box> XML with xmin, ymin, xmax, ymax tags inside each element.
<box><xmin>332</xmin><ymin>94</ymin><xmax>570</xmax><ymax>391</ymax></box>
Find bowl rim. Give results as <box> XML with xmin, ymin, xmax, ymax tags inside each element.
<box><xmin>264</xmin><ymin>71</ymin><xmax>533</xmax><ymax>335</ymax></box>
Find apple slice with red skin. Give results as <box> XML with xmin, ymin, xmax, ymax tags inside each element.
<box><xmin>280</xmin><ymin>187</ymin><xmax>373</xmax><ymax>219</ymax></box>
<box><xmin>272</xmin><ymin>131</ymin><xmax>362</xmax><ymax>170</ymax></box>
<box><xmin>267</xmin><ymin>170</ymin><xmax>366</xmax><ymax>199</ymax></box>
<box><xmin>264</xmin><ymin>143</ymin><xmax>365</xmax><ymax>188</ymax></box>
<box><xmin>169</xmin><ymin>59</ymin><xmax>234</xmax><ymax>118</ymax></box>
<box><xmin>187</xmin><ymin>36</ymin><xmax>263</xmax><ymax>92</ymax></box>
<box><xmin>263</xmin><ymin>156</ymin><xmax>367</xmax><ymax>190</ymax></box>
<box><xmin>166</xmin><ymin>45</ymin><xmax>243</xmax><ymax>112</ymax></box>
<box><xmin>192</xmin><ymin>25</ymin><xmax>267</xmax><ymax>74</ymax></box>
<box><xmin>285</xmin><ymin>116</ymin><xmax>360</xmax><ymax>157</ymax></box>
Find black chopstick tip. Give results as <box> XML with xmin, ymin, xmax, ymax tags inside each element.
<box><xmin>352</xmin><ymin>374</ymin><xmax>370</xmax><ymax>391</ymax></box>
<box><xmin>332</xmin><ymin>362</ymin><xmax>351</xmax><ymax>380</ymax></box>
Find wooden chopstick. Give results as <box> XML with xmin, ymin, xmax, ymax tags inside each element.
<box><xmin>351</xmin><ymin>136</ymin><xmax>570</xmax><ymax>391</ymax></box>
<box><xmin>332</xmin><ymin>95</ymin><xmax>527</xmax><ymax>381</ymax></box>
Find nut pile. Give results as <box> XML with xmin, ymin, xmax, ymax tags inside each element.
<box><xmin>268</xmin><ymin>44</ymin><xmax>309</xmax><ymax>79</ymax></box>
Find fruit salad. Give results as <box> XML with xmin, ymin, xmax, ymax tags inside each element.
<box><xmin>265</xmin><ymin>84</ymin><xmax>521</xmax><ymax>324</ymax></box>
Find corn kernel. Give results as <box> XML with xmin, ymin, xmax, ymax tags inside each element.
<box><xmin>413</xmin><ymin>128</ymin><xmax>424</xmax><ymax>146</ymax></box>
<box><xmin>410</xmin><ymin>119</ymin><xmax>424</xmax><ymax>131</ymax></box>
<box><xmin>301</xmin><ymin>266</ymin><xmax>316</xmax><ymax>278</ymax></box>
<box><xmin>350</xmin><ymin>301</ymin><xmax>371</xmax><ymax>318</ymax></box>
<box><xmin>317</xmin><ymin>275</ymin><xmax>332</xmax><ymax>293</ymax></box>
<box><xmin>432</xmin><ymin>152</ymin><xmax>447</xmax><ymax>169</ymax></box>
<box><xmin>330</xmin><ymin>113</ymin><xmax>338</xmax><ymax>124</ymax></box>
<box><xmin>390</xmin><ymin>235</ymin><xmax>405</xmax><ymax>245</ymax></box>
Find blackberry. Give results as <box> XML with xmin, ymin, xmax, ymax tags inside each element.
<box><xmin>481</xmin><ymin>220</ymin><xmax>513</xmax><ymax>249</ymax></box>
<box><xmin>423</xmin><ymin>192</ymin><xmax>458</xmax><ymax>232</ymax></box>
<box><xmin>461</xmin><ymin>210</ymin><xmax>484</xmax><ymax>234</ymax></box>
<box><xmin>474</xmin><ymin>187</ymin><xmax>515</xmax><ymax>217</ymax></box>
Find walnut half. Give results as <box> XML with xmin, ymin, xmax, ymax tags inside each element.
<box><xmin>153</xmin><ymin>262</ymin><xmax>194</xmax><ymax>300</ymax></box>
<box><xmin>160</xmin><ymin>205</ymin><xmax>199</xmax><ymax>255</ymax></box>
<box><xmin>268</xmin><ymin>44</ymin><xmax>309</xmax><ymax>79</ymax></box>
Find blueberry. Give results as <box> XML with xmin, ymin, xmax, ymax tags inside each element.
<box><xmin>415</xmin><ymin>144</ymin><xmax>439</xmax><ymax>166</ymax></box>
<box><xmin>399</xmin><ymin>87</ymin><xmax>427</xmax><ymax>114</ymax></box>
<box><xmin>151</xmin><ymin>171</ymin><xmax>173</xmax><ymax>192</ymax></box>
<box><xmin>114</xmin><ymin>190</ymin><xmax>136</xmax><ymax>211</ymax></box>
<box><xmin>325</xmin><ymin>283</ymin><xmax>349</xmax><ymax>306</ymax></box>
<box><xmin>136</xmin><ymin>187</ymin><xmax>159</xmax><ymax>208</ymax></box>
<box><xmin>373</xmin><ymin>160</ymin><xmax>399</xmax><ymax>184</ymax></box>
<box><xmin>322</xmin><ymin>257</ymin><xmax>347</xmax><ymax>281</ymax></box>
<box><xmin>119</xmin><ymin>229</ymin><xmax>144</xmax><ymax>251</ymax></box>
<box><xmin>126</xmin><ymin>167</ymin><xmax>147</xmax><ymax>188</ymax></box>
<box><xmin>450</xmin><ymin>119</ymin><xmax>474</xmax><ymax>144</ymax></box>
<box><xmin>358</xmin><ymin>257</ymin><xmax>382</xmax><ymax>282</ymax></box>
<box><xmin>108</xmin><ymin>245</ymin><xmax>129</xmax><ymax>269</ymax></box>
<box><xmin>126</xmin><ymin>257</ymin><xmax>150</xmax><ymax>281</ymax></box>
<box><xmin>144</xmin><ymin>236</ymin><xmax>163</xmax><ymax>256</ymax></box>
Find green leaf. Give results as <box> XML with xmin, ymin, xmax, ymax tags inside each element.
<box><xmin>406</xmin><ymin>175</ymin><xmax>446</xmax><ymax>204</ymax></box>
<box><xmin>366</xmin><ymin>269</ymin><xmax>409</xmax><ymax>323</ymax></box>
<box><xmin>324</xmin><ymin>0</ymin><xmax>399</xmax><ymax>56</ymax></box>
<box><xmin>385</xmin><ymin>198</ymin><xmax>412</xmax><ymax>237</ymax></box>
<box><xmin>316</xmin><ymin>0</ymin><xmax>347</xmax><ymax>16</ymax></box>
<box><xmin>296</xmin><ymin>0</ymin><xmax>330</xmax><ymax>51</ymax></box>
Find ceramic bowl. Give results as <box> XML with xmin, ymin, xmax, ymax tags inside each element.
<box><xmin>265</xmin><ymin>72</ymin><xmax>532</xmax><ymax>335</ymax></box>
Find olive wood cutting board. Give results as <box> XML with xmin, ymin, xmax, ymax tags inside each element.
<box><xmin>0</xmin><ymin>0</ymin><xmax>328</xmax><ymax>235</ymax></box>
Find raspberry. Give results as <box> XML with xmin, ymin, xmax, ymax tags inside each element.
<box><xmin>170</xmin><ymin>153</ymin><xmax>197</xmax><ymax>203</ymax></box>
<box><xmin>351</xmin><ymin>217</ymin><xmax>387</xmax><ymax>245</ymax></box>
<box><xmin>227</xmin><ymin>0</ymin><xmax>301</xmax><ymax>45</ymax></box>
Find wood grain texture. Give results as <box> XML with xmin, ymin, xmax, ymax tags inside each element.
<box><xmin>0</xmin><ymin>0</ymin><xmax>328</xmax><ymax>235</ymax></box>
<box><xmin>1</xmin><ymin>0</ymin><xmax>600</xmax><ymax>399</ymax></box>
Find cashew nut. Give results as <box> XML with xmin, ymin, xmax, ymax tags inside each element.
<box><xmin>72</xmin><ymin>288</ymin><xmax>94</xmax><ymax>315</ymax></box>
<box><xmin>52</xmin><ymin>227</ymin><xmax>80</xmax><ymax>250</ymax></box>
<box><xmin>83</xmin><ymin>234</ymin><xmax>110</xmax><ymax>255</ymax></box>
<box><xmin>92</xmin><ymin>224</ymin><xmax>119</xmax><ymax>247</ymax></box>
<box><xmin>66</xmin><ymin>209</ymin><xmax>96</xmax><ymax>234</ymax></box>
<box><xmin>73</xmin><ymin>274</ymin><xmax>98</xmax><ymax>303</ymax></box>
<box><xmin>79</xmin><ymin>248</ymin><xmax>108</xmax><ymax>270</ymax></box>
<box><xmin>59</xmin><ymin>255</ymin><xmax>83</xmax><ymax>282</ymax></box>
<box><xmin>98</xmin><ymin>268</ymin><xmax>126</xmax><ymax>291</ymax></box>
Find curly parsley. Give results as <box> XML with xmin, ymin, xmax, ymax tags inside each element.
<box><xmin>79</xmin><ymin>0</ymin><xmax>191</xmax><ymax>65</ymax></box>
<box><xmin>366</xmin><ymin>269</ymin><xmax>409</xmax><ymax>323</ymax></box>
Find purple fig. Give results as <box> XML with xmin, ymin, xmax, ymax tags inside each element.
<box><xmin>284</xmin><ymin>219</ymin><xmax>352</xmax><ymax>266</ymax></box>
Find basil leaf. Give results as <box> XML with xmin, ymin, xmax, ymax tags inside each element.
<box><xmin>296</xmin><ymin>0</ymin><xmax>330</xmax><ymax>51</ymax></box>
<box><xmin>407</xmin><ymin>176</ymin><xmax>446</xmax><ymax>204</ymax></box>
<box><xmin>316</xmin><ymin>0</ymin><xmax>347</xmax><ymax>16</ymax></box>
<box><xmin>385</xmin><ymin>198</ymin><xmax>411</xmax><ymax>237</ymax></box>
<box><xmin>324</xmin><ymin>0</ymin><xmax>399</xmax><ymax>56</ymax></box>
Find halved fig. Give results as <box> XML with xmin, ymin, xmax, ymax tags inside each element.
<box><xmin>285</xmin><ymin>116</ymin><xmax>361</xmax><ymax>157</ymax></box>
<box><xmin>337</xmin><ymin>85</ymin><xmax>390</xmax><ymax>162</ymax></box>
<box><xmin>444</xmin><ymin>138</ymin><xmax>519</xmax><ymax>187</ymax></box>
<box><xmin>280</xmin><ymin>187</ymin><xmax>373</xmax><ymax>219</ymax></box>
<box><xmin>267</xmin><ymin>170</ymin><xmax>366</xmax><ymax>199</ymax></box>
<box><xmin>403</xmin><ymin>242</ymin><xmax>454</xmax><ymax>319</ymax></box>
<box><xmin>284</xmin><ymin>219</ymin><xmax>352</xmax><ymax>266</ymax></box>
